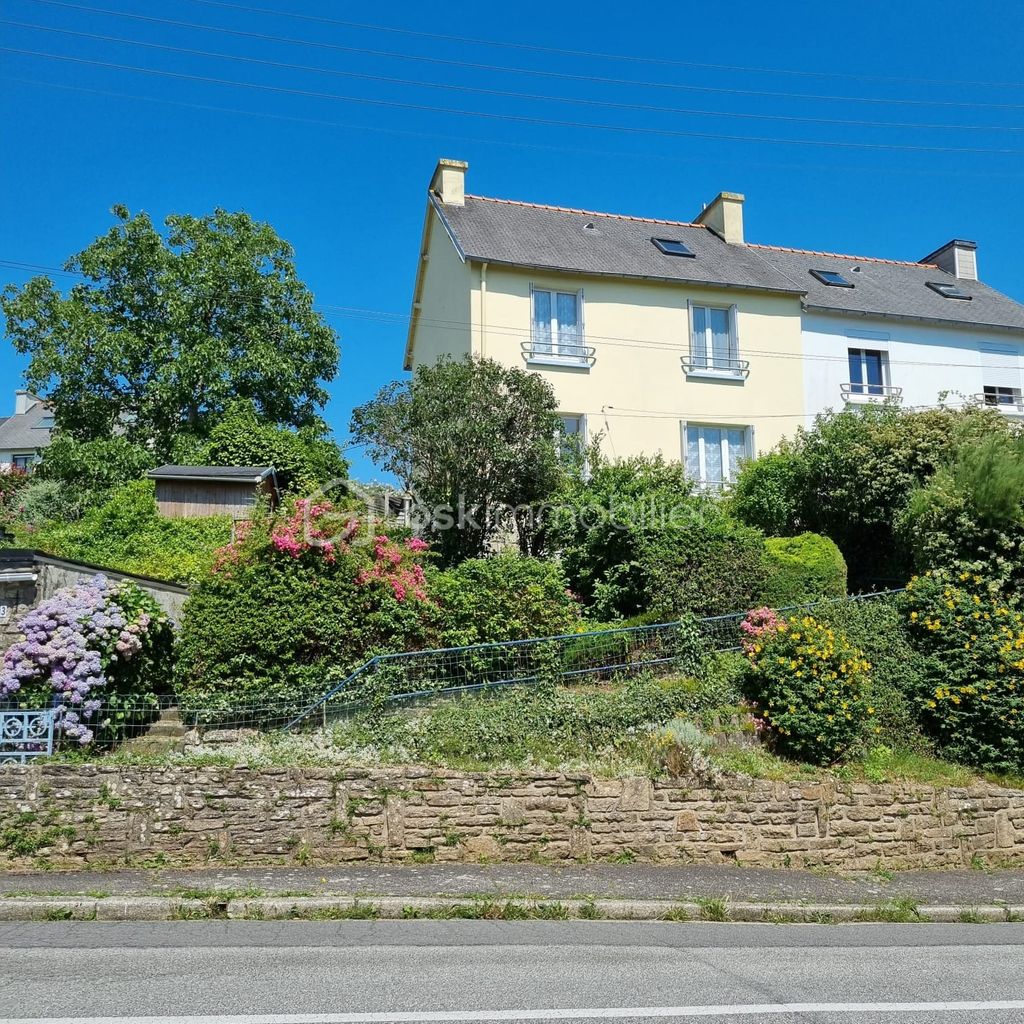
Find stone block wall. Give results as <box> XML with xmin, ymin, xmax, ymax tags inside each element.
<box><xmin>0</xmin><ymin>765</ymin><xmax>1022</xmax><ymax>870</ymax></box>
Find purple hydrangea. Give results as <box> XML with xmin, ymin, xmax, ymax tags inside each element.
<box><xmin>0</xmin><ymin>575</ymin><xmax>163</xmax><ymax>744</ymax></box>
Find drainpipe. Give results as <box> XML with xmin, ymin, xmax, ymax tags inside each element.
<box><xmin>479</xmin><ymin>262</ymin><xmax>488</xmax><ymax>358</ymax></box>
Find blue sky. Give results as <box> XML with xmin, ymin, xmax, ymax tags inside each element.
<box><xmin>2</xmin><ymin>0</ymin><xmax>1024</xmax><ymax>479</ymax></box>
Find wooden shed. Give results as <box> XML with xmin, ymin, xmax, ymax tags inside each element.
<box><xmin>147</xmin><ymin>465</ymin><xmax>280</xmax><ymax>519</ymax></box>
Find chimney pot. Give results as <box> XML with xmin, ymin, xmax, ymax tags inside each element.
<box><xmin>694</xmin><ymin>191</ymin><xmax>745</xmax><ymax>245</ymax></box>
<box><xmin>920</xmin><ymin>238</ymin><xmax>978</xmax><ymax>281</ymax></box>
<box><xmin>430</xmin><ymin>158</ymin><xmax>468</xmax><ymax>207</ymax></box>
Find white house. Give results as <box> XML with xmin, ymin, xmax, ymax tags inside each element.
<box><xmin>0</xmin><ymin>390</ymin><xmax>54</xmax><ymax>469</ymax></box>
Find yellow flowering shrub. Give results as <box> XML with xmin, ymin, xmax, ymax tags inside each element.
<box><xmin>744</xmin><ymin>612</ymin><xmax>874</xmax><ymax>765</ymax></box>
<box><xmin>901</xmin><ymin>569</ymin><xmax>1024</xmax><ymax>773</ymax></box>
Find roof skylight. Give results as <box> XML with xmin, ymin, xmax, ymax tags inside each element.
<box><xmin>927</xmin><ymin>280</ymin><xmax>972</xmax><ymax>300</ymax></box>
<box><xmin>810</xmin><ymin>269</ymin><xmax>854</xmax><ymax>288</ymax></box>
<box><xmin>652</xmin><ymin>237</ymin><xmax>695</xmax><ymax>258</ymax></box>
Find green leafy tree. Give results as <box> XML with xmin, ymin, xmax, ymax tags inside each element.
<box><xmin>2</xmin><ymin>206</ymin><xmax>338</xmax><ymax>460</ymax></box>
<box><xmin>351</xmin><ymin>356</ymin><xmax>563</xmax><ymax>563</ymax></box>
<box><xmin>177</xmin><ymin>401</ymin><xmax>348</xmax><ymax>494</ymax></box>
<box><xmin>36</xmin><ymin>434</ymin><xmax>156</xmax><ymax>493</ymax></box>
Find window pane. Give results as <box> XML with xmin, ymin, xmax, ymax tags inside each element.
<box><xmin>556</xmin><ymin>292</ymin><xmax>579</xmax><ymax>356</ymax></box>
<box><xmin>691</xmin><ymin>306</ymin><xmax>708</xmax><ymax>368</ymax></box>
<box><xmin>865</xmin><ymin>350</ymin><xmax>884</xmax><ymax>395</ymax></box>
<box><xmin>703</xmin><ymin>427</ymin><xmax>723</xmax><ymax>483</ymax></box>
<box><xmin>533</xmin><ymin>290</ymin><xmax>552</xmax><ymax>353</ymax></box>
<box><xmin>710</xmin><ymin>308</ymin><xmax>731</xmax><ymax>368</ymax></box>
<box><xmin>685</xmin><ymin>428</ymin><xmax>701</xmax><ymax>479</ymax></box>
<box><xmin>727</xmin><ymin>429</ymin><xmax>746</xmax><ymax>480</ymax></box>
<box><xmin>848</xmin><ymin>348</ymin><xmax>864</xmax><ymax>392</ymax></box>
<box><xmin>560</xmin><ymin>415</ymin><xmax>582</xmax><ymax>436</ymax></box>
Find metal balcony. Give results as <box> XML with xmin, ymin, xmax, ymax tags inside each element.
<box><xmin>841</xmin><ymin>382</ymin><xmax>903</xmax><ymax>403</ymax></box>
<box><xmin>681</xmin><ymin>356</ymin><xmax>750</xmax><ymax>379</ymax></box>
<box><xmin>522</xmin><ymin>339</ymin><xmax>595</xmax><ymax>368</ymax></box>
<box><xmin>974</xmin><ymin>393</ymin><xmax>1024</xmax><ymax>414</ymax></box>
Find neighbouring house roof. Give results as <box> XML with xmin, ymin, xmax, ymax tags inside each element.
<box><xmin>434</xmin><ymin>194</ymin><xmax>803</xmax><ymax>295</ymax></box>
<box><xmin>0</xmin><ymin>395</ymin><xmax>53</xmax><ymax>453</ymax></box>
<box><xmin>429</xmin><ymin>192</ymin><xmax>1024</xmax><ymax>333</ymax></box>
<box><xmin>148</xmin><ymin>465</ymin><xmax>276</xmax><ymax>484</ymax></box>
<box><xmin>749</xmin><ymin>244</ymin><xmax>1024</xmax><ymax>333</ymax></box>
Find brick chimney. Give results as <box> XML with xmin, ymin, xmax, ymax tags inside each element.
<box><xmin>430</xmin><ymin>158</ymin><xmax>468</xmax><ymax>207</ymax></box>
<box><xmin>920</xmin><ymin>239</ymin><xmax>978</xmax><ymax>280</ymax></box>
<box><xmin>695</xmin><ymin>191</ymin><xmax>745</xmax><ymax>245</ymax></box>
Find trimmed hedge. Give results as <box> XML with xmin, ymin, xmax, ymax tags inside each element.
<box><xmin>762</xmin><ymin>532</ymin><xmax>847</xmax><ymax>607</ymax></box>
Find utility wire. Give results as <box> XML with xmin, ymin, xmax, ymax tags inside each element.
<box><xmin>4</xmin><ymin>46</ymin><xmax>1023</xmax><ymax>156</ymax></box>
<box><xmin>4</xmin><ymin>257</ymin><xmax>1024</xmax><ymax>374</ymax></box>
<box><xmin>24</xmin><ymin>0</ymin><xmax>1024</xmax><ymax>112</ymax></box>
<box><xmin>6</xmin><ymin>18</ymin><xmax>1024</xmax><ymax>134</ymax></box>
<box><xmin>188</xmin><ymin>0</ymin><xmax>1024</xmax><ymax>90</ymax></box>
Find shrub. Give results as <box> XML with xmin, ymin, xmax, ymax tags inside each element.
<box><xmin>16</xmin><ymin>480</ymin><xmax>231</xmax><ymax>583</ymax></box>
<box><xmin>900</xmin><ymin>569</ymin><xmax>1024</xmax><ymax>773</ymax></box>
<box><xmin>814</xmin><ymin>596</ymin><xmax>930</xmax><ymax>750</ymax></box>
<box><xmin>11</xmin><ymin>479</ymin><xmax>93</xmax><ymax>527</ymax></box>
<box><xmin>762</xmin><ymin>533</ymin><xmax>847</xmax><ymax>607</ymax></box>
<box><xmin>174</xmin><ymin>501</ymin><xmax>434</xmax><ymax>716</ymax></box>
<box><xmin>431</xmin><ymin>554</ymin><xmax>581</xmax><ymax>646</ymax></box>
<box><xmin>37</xmin><ymin>434</ymin><xmax>155</xmax><ymax>493</ymax></box>
<box><xmin>0</xmin><ymin>575</ymin><xmax>173</xmax><ymax>746</ymax></box>
<box><xmin>0</xmin><ymin>466</ymin><xmax>29</xmax><ymax>525</ymax></box>
<box><xmin>743</xmin><ymin>610</ymin><xmax>875</xmax><ymax>765</ymax></box>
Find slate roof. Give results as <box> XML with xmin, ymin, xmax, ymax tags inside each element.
<box><xmin>0</xmin><ymin>396</ymin><xmax>53</xmax><ymax>452</ymax></box>
<box><xmin>148</xmin><ymin>465</ymin><xmax>275</xmax><ymax>483</ymax></box>
<box><xmin>750</xmin><ymin>243</ymin><xmax>1024</xmax><ymax>332</ymax></box>
<box><xmin>432</xmin><ymin>193</ymin><xmax>1024</xmax><ymax>333</ymax></box>
<box><xmin>435</xmin><ymin>194</ymin><xmax>803</xmax><ymax>295</ymax></box>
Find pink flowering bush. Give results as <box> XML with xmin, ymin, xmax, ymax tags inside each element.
<box><xmin>0</xmin><ymin>575</ymin><xmax>173</xmax><ymax>745</ymax></box>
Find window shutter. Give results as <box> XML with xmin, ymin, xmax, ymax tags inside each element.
<box><xmin>980</xmin><ymin>344</ymin><xmax>1022</xmax><ymax>391</ymax></box>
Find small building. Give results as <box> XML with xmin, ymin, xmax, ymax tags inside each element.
<box><xmin>147</xmin><ymin>466</ymin><xmax>279</xmax><ymax>519</ymax></box>
<box><xmin>0</xmin><ymin>390</ymin><xmax>54</xmax><ymax>470</ymax></box>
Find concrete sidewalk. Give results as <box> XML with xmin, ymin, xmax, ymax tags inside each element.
<box><xmin>1</xmin><ymin>861</ymin><xmax>1023</xmax><ymax>905</ymax></box>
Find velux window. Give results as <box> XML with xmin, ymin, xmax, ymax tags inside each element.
<box><xmin>811</xmin><ymin>269</ymin><xmax>854</xmax><ymax>288</ymax></box>
<box><xmin>531</xmin><ymin>288</ymin><xmax>585</xmax><ymax>362</ymax></box>
<box><xmin>653</xmin><ymin>237</ymin><xmax>695</xmax><ymax>257</ymax></box>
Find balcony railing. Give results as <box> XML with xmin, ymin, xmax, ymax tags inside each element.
<box><xmin>974</xmin><ymin>393</ymin><xmax>1024</xmax><ymax>413</ymax></box>
<box><xmin>841</xmin><ymin>382</ymin><xmax>903</xmax><ymax>402</ymax></box>
<box><xmin>681</xmin><ymin>356</ymin><xmax>750</xmax><ymax>379</ymax></box>
<box><xmin>522</xmin><ymin>339</ymin><xmax>595</xmax><ymax>368</ymax></box>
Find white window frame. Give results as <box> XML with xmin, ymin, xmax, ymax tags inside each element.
<box><xmin>529</xmin><ymin>286</ymin><xmax>589</xmax><ymax>367</ymax></box>
<box><xmin>686</xmin><ymin>302</ymin><xmax>742</xmax><ymax>379</ymax></box>
<box><xmin>681</xmin><ymin>422</ymin><xmax>752</xmax><ymax>489</ymax></box>
<box><xmin>557</xmin><ymin>413</ymin><xmax>589</xmax><ymax>476</ymax></box>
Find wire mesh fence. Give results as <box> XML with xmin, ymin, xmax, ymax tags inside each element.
<box><xmin>1</xmin><ymin>589</ymin><xmax>904</xmax><ymax>749</ymax></box>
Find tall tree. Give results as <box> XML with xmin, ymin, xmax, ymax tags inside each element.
<box><xmin>2</xmin><ymin>206</ymin><xmax>339</xmax><ymax>460</ymax></box>
<box><xmin>351</xmin><ymin>356</ymin><xmax>563</xmax><ymax>563</ymax></box>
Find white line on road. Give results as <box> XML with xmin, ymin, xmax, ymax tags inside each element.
<box><xmin>6</xmin><ymin>1003</ymin><xmax>1024</xmax><ymax>1023</ymax></box>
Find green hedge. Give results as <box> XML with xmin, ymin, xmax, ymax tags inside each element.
<box><xmin>762</xmin><ymin>532</ymin><xmax>847</xmax><ymax>607</ymax></box>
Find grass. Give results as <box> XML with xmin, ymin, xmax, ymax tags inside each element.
<box><xmin>858</xmin><ymin>897</ymin><xmax>921</xmax><ymax>924</ymax></box>
<box><xmin>697</xmin><ymin>897</ymin><xmax>730</xmax><ymax>922</ymax></box>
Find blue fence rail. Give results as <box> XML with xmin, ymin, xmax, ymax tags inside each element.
<box><xmin>0</xmin><ymin>709</ymin><xmax>55</xmax><ymax>764</ymax></box>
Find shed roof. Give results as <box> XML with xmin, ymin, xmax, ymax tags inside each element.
<box><xmin>148</xmin><ymin>465</ymin><xmax>275</xmax><ymax>484</ymax></box>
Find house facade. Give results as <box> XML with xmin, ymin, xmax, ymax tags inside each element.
<box><xmin>0</xmin><ymin>391</ymin><xmax>53</xmax><ymax>470</ymax></box>
<box><xmin>406</xmin><ymin>160</ymin><xmax>1024</xmax><ymax>487</ymax></box>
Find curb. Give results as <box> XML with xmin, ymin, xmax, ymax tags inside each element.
<box><xmin>0</xmin><ymin>895</ymin><xmax>1022</xmax><ymax>923</ymax></box>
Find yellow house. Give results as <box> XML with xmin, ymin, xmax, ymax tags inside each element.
<box><xmin>405</xmin><ymin>159</ymin><xmax>806</xmax><ymax>488</ymax></box>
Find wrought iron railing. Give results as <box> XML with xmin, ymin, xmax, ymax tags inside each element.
<box><xmin>681</xmin><ymin>355</ymin><xmax>750</xmax><ymax>378</ymax></box>
<box><xmin>975</xmin><ymin>393</ymin><xmax>1024</xmax><ymax>413</ymax></box>
<box><xmin>841</xmin><ymin>382</ymin><xmax>903</xmax><ymax>401</ymax></box>
<box><xmin>521</xmin><ymin>339</ymin><xmax>595</xmax><ymax>367</ymax></box>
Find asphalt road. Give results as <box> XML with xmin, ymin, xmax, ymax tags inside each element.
<box><xmin>1</xmin><ymin>921</ymin><xmax>1023</xmax><ymax>1023</ymax></box>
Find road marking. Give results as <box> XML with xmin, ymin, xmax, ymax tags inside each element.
<box><xmin>6</xmin><ymin>1003</ymin><xmax>1024</xmax><ymax>1023</ymax></box>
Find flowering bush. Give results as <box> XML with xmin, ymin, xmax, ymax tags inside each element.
<box><xmin>743</xmin><ymin>610</ymin><xmax>874</xmax><ymax>765</ymax></box>
<box><xmin>0</xmin><ymin>575</ymin><xmax>173</xmax><ymax>745</ymax></box>
<box><xmin>0</xmin><ymin>465</ymin><xmax>29</xmax><ymax>525</ymax></box>
<box><xmin>901</xmin><ymin>569</ymin><xmax>1024</xmax><ymax>773</ymax></box>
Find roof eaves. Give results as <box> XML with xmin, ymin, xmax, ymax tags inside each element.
<box><xmin>803</xmin><ymin>303</ymin><xmax>1024</xmax><ymax>334</ymax></box>
<box><xmin>456</xmin><ymin>254</ymin><xmax>806</xmax><ymax>296</ymax></box>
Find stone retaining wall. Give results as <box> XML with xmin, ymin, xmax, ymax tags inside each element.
<box><xmin>1</xmin><ymin>765</ymin><xmax>1022</xmax><ymax>870</ymax></box>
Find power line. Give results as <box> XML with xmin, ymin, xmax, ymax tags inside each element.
<box><xmin>7</xmin><ymin>18</ymin><xmax>1023</xmax><ymax>135</ymax></box>
<box><xmin>4</xmin><ymin>256</ymin><xmax>1024</xmax><ymax>374</ymax></box>
<box><xmin>187</xmin><ymin>0</ymin><xmax>1024</xmax><ymax>91</ymax></box>
<box><xmin>5</xmin><ymin>46</ymin><xmax>1023</xmax><ymax>157</ymax></box>
<box><xmin>25</xmin><ymin>0</ymin><xmax>1024</xmax><ymax>112</ymax></box>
